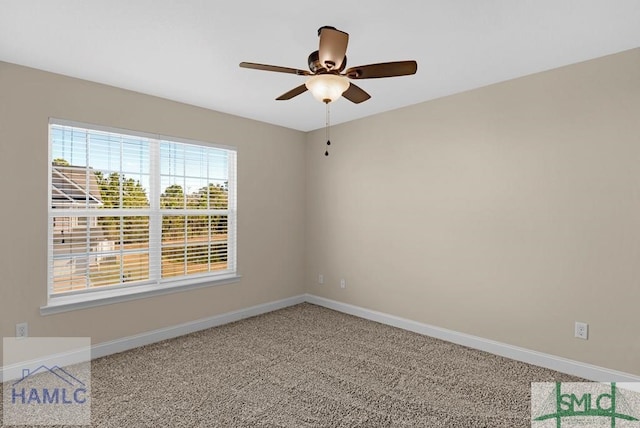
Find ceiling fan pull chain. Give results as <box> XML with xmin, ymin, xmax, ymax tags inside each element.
<box><xmin>325</xmin><ymin>102</ymin><xmax>331</xmax><ymax>156</ymax></box>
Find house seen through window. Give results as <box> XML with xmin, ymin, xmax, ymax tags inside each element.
<box><xmin>48</xmin><ymin>120</ymin><xmax>237</xmax><ymax>301</ymax></box>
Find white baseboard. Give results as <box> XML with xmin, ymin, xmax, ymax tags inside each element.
<box><xmin>3</xmin><ymin>293</ymin><xmax>638</xmax><ymax>383</ymax></box>
<box><xmin>1</xmin><ymin>342</ymin><xmax>90</xmax><ymax>383</ymax></box>
<box><xmin>304</xmin><ymin>294</ymin><xmax>640</xmax><ymax>382</ymax></box>
<box><xmin>1</xmin><ymin>294</ymin><xmax>305</xmax><ymax>382</ymax></box>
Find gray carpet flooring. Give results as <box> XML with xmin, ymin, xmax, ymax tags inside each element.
<box><xmin>3</xmin><ymin>303</ymin><xmax>581</xmax><ymax>427</ymax></box>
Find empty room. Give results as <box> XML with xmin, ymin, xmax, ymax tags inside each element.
<box><xmin>1</xmin><ymin>1</ymin><xmax>640</xmax><ymax>427</ymax></box>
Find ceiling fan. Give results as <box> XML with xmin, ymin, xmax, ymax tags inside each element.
<box><xmin>239</xmin><ymin>26</ymin><xmax>417</xmax><ymax>104</ymax></box>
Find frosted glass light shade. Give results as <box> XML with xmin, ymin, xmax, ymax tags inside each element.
<box><xmin>305</xmin><ymin>74</ymin><xmax>350</xmax><ymax>103</ymax></box>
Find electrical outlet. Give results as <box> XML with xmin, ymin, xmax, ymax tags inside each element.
<box><xmin>16</xmin><ymin>322</ymin><xmax>28</xmax><ymax>339</ymax></box>
<box><xmin>575</xmin><ymin>321</ymin><xmax>588</xmax><ymax>340</ymax></box>
<box><xmin>340</xmin><ymin>279</ymin><xmax>346</xmax><ymax>289</ymax></box>
<box><xmin>318</xmin><ymin>274</ymin><xmax>324</xmax><ymax>285</ymax></box>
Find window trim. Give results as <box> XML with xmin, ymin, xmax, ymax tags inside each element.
<box><xmin>40</xmin><ymin>273</ymin><xmax>242</xmax><ymax>315</ymax></box>
<box><xmin>44</xmin><ymin>118</ymin><xmax>239</xmax><ymax>314</ymax></box>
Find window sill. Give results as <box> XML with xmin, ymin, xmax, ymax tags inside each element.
<box><xmin>40</xmin><ymin>274</ymin><xmax>242</xmax><ymax>316</ymax></box>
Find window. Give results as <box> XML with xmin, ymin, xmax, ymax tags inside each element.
<box><xmin>47</xmin><ymin>120</ymin><xmax>237</xmax><ymax>310</ymax></box>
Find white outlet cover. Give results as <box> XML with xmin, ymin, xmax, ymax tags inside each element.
<box><xmin>574</xmin><ymin>321</ymin><xmax>588</xmax><ymax>340</ymax></box>
<box><xmin>16</xmin><ymin>322</ymin><xmax>28</xmax><ymax>339</ymax></box>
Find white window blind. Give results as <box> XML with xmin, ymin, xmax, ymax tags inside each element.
<box><xmin>48</xmin><ymin>120</ymin><xmax>237</xmax><ymax>301</ymax></box>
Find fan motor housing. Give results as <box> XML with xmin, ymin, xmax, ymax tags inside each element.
<box><xmin>308</xmin><ymin>50</ymin><xmax>346</xmax><ymax>74</ymax></box>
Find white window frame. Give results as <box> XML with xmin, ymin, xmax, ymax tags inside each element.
<box><xmin>43</xmin><ymin>119</ymin><xmax>239</xmax><ymax>315</ymax></box>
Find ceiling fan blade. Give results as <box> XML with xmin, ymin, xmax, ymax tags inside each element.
<box><xmin>342</xmin><ymin>83</ymin><xmax>371</xmax><ymax>104</ymax></box>
<box><xmin>240</xmin><ymin>62</ymin><xmax>310</xmax><ymax>76</ymax></box>
<box><xmin>318</xmin><ymin>26</ymin><xmax>349</xmax><ymax>71</ymax></box>
<box><xmin>276</xmin><ymin>84</ymin><xmax>308</xmax><ymax>100</ymax></box>
<box><xmin>345</xmin><ymin>61</ymin><xmax>417</xmax><ymax>79</ymax></box>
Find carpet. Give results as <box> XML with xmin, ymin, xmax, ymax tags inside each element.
<box><xmin>3</xmin><ymin>303</ymin><xmax>581</xmax><ymax>427</ymax></box>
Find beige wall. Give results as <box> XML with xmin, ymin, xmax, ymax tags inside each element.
<box><xmin>2</xmin><ymin>48</ymin><xmax>639</xmax><ymax>377</ymax></box>
<box><xmin>305</xmin><ymin>48</ymin><xmax>640</xmax><ymax>376</ymax></box>
<box><xmin>0</xmin><ymin>62</ymin><xmax>306</xmax><ymax>355</ymax></box>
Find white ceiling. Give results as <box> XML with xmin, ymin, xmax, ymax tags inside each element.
<box><xmin>1</xmin><ymin>1</ymin><xmax>640</xmax><ymax>132</ymax></box>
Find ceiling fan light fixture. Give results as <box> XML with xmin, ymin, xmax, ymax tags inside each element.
<box><xmin>305</xmin><ymin>74</ymin><xmax>350</xmax><ymax>103</ymax></box>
